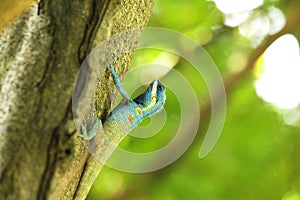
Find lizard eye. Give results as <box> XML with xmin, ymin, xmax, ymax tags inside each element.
<box><xmin>157</xmin><ymin>84</ymin><xmax>163</xmax><ymax>91</ymax></box>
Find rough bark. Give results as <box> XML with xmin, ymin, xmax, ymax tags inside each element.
<box><xmin>0</xmin><ymin>0</ymin><xmax>154</xmax><ymax>199</ymax></box>
<box><xmin>0</xmin><ymin>0</ymin><xmax>35</xmax><ymax>31</ymax></box>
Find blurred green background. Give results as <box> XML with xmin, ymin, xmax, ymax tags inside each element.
<box><xmin>89</xmin><ymin>0</ymin><xmax>300</xmax><ymax>199</ymax></box>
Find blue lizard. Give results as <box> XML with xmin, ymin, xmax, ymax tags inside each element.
<box><xmin>80</xmin><ymin>64</ymin><xmax>166</xmax><ymax>140</ymax></box>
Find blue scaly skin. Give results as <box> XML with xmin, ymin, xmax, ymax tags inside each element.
<box><xmin>80</xmin><ymin>64</ymin><xmax>166</xmax><ymax>142</ymax></box>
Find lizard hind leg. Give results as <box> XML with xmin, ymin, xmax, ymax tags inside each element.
<box><xmin>80</xmin><ymin>117</ymin><xmax>106</xmax><ymax>155</ymax></box>
<box><xmin>80</xmin><ymin>118</ymin><xmax>103</xmax><ymax>140</ymax></box>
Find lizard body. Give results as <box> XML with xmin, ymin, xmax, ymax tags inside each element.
<box><xmin>80</xmin><ymin>64</ymin><xmax>166</xmax><ymax>141</ymax></box>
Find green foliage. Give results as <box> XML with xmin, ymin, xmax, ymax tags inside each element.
<box><xmin>88</xmin><ymin>0</ymin><xmax>300</xmax><ymax>199</ymax></box>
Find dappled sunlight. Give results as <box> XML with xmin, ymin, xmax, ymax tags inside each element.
<box><xmin>239</xmin><ymin>7</ymin><xmax>286</xmax><ymax>46</ymax></box>
<box><xmin>282</xmin><ymin>191</ymin><xmax>300</xmax><ymax>200</ymax></box>
<box><xmin>255</xmin><ymin>34</ymin><xmax>300</xmax><ymax>126</ymax></box>
<box><xmin>224</xmin><ymin>11</ymin><xmax>252</xmax><ymax>27</ymax></box>
<box><xmin>213</xmin><ymin>0</ymin><xmax>286</xmax><ymax>47</ymax></box>
<box><xmin>255</xmin><ymin>34</ymin><xmax>300</xmax><ymax>109</ymax></box>
<box><xmin>239</xmin><ymin>12</ymin><xmax>270</xmax><ymax>46</ymax></box>
<box><xmin>213</xmin><ymin>0</ymin><xmax>262</xmax><ymax>28</ymax></box>
<box><xmin>213</xmin><ymin>0</ymin><xmax>263</xmax><ymax>14</ymax></box>
<box><xmin>268</xmin><ymin>7</ymin><xmax>286</xmax><ymax>35</ymax></box>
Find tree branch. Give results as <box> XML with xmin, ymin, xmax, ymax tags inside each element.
<box><xmin>0</xmin><ymin>0</ymin><xmax>154</xmax><ymax>199</ymax></box>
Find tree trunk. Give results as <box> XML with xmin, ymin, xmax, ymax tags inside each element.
<box><xmin>0</xmin><ymin>0</ymin><xmax>154</xmax><ymax>199</ymax></box>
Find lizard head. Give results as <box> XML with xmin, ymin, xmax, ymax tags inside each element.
<box><xmin>133</xmin><ymin>80</ymin><xmax>166</xmax><ymax>117</ymax></box>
